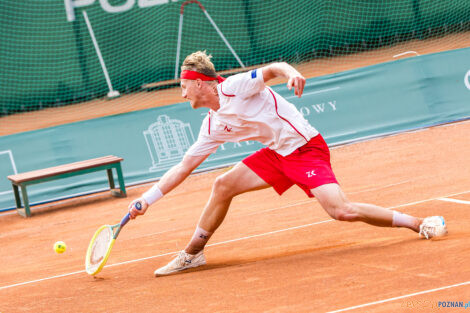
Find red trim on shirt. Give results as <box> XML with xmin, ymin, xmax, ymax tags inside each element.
<box><xmin>208</xmin><ymin>111</ymin><xmax>211</xmax><ymax>135</ymax></box>
<box><xmin>220</xmin><ymin>83</ymin><xmax>235</xmax><ymax>97</ymax></box>
<box><xmin>268</xmin><ymin>88</ymin><xmax>308</xmax><ymax>142</ymax></box>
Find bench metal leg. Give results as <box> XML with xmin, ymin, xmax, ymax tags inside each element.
<box><xmin>108</xmin><ymin>167</ymin><xmax>125</xmax><ymax>197</ymax></box>
<box><xmin>115</xmin><ymin>164</ymin><xmax>127</xmax><ymax>197</ymax></box>
<box><xmin>107</xmin><ymin>169</ymin><xmax>116</xmax><ymax>190</ymax></box>
<box><xmin>108</xmin><ymin>165</ymin><xmax>126</xmax><ymax>197</ymax></box>
<box><xmin>19</xmin><ymin>185</ymin><xmax>31</xmax><ymax>217</ymax></box>
<box><xmin>12</xmin><ymin>184</ymin><xmax>22</xmax><ymax>209</ymax></box>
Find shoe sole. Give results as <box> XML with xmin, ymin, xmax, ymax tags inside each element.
<box><xmin>154</xmin><ymin>260</ymin><xmax>207</xmax><ymax>277</ymax></box>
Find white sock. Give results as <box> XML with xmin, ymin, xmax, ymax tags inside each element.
<box><xmin>187</xmin><ymin>226</ymin><xmax>213</xmax><ymax>254</ymax></box>
<box><xmin>392</xmin><ymin>211</ymin><xmax>417</xmax><ymax>229</ymax></box>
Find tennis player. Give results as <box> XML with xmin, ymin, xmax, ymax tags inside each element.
<box><xmin>129</xmin><ymin>51</ymin><xmax>447</xmax><ymax>276</ymax></box>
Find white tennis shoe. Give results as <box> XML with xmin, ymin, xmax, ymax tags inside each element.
<box><xmin>154</xmin><ymin>250</ymin><xmax>206</xmax><ymax>276</ymax></box>
<box><xmin>419</xmin><ymin>216</ymin><xmax>447</xmax><ymax>239</ymax></box>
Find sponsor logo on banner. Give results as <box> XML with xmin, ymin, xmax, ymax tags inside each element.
<box><xmin>64</xmin><ymin>0</ymin><xmax>179</xmax><ymax>22</ymax></box>
<box><xmin>299</xmin><ymin>100</ymin><xmax>337</xmax><ymax>117</ymax></box>
<box><xmin>143</xmin><ymin>115</ymin><xmax>195</xmax><ymax>172</ymax></box>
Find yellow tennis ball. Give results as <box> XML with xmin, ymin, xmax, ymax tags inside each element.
<box><xmin>54</xmin><ymin>241</ymin><xmax>67</xmax><ymax>254</ymax></box>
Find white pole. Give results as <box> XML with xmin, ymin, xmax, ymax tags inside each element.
<box><xmin>82</xmin><ymin>11</ymin><xmax>120</xmax><ymax>98</ymax></box>
<box><xmin>174</xmin><ymin>14</ymin><xmax>184</xmax><ymax>80</ymax></box>
<box><xmin>64</xmin><ymin>0</ymin><xmax>75</xmax><ymax>22</ymax></box>
<box><xmin>203</xmin><ymin>10</ymin><xmax>245</xmax><ymax>68</ymax></box>
<box><xmin>392</xmin><ymin>51</ymin><xmax>420</xmax><ymax>58</ymax></box>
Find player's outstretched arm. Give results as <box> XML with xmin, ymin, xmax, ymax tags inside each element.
<box><xmin>128</xmin><ymin>153</ymin><xmax>210</xmax><ymax>218</ymax></box>
<box><xmin>261</xmin><ymin>62</ymin><xmax>305</xmax><ymax>97</ymax></box>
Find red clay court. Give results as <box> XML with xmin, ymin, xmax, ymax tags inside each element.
<box><xmin>1</xmin><ymin>120</ymin><xmax>469</xmax><ymax>312</ymax></box>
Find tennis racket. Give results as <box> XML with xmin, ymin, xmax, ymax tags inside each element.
<box><xmin>85</xmin><ymin>201</ymin><xmax>142</xmax><ymax>276</ymax></box>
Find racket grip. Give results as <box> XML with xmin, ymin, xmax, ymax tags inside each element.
<box><xmin>121</xmin><ymin>201</ymin><xmax>142</xmax><ymax>226</ymax></box>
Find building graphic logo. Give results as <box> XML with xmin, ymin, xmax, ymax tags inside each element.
<box><xmin>144</xmin><ymin>115</ymin><xmax>195</xmax><ymax>172</ymax></box>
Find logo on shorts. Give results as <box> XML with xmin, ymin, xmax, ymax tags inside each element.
<box><xmin>224</xmin><ymin>125</ymin><xmax>232</xmax><ymax>132</ymax></box>
<box><xmin>306</xmin><ymin>170</ymin><xmax>316</xmax><ymax>178</ymax></box>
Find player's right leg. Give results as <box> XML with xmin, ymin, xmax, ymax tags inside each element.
<box><xmin>194</xmin><ymin>161</ymin><xmax>271</xmax><ymax>238</ymax></box>
<box><xmin>311</xmin><ymin>183</ymin><xmax>403</xmax><ymax>227</ymax></box>
<box><xmin>154</xmin><ymin>162</ymin><xmax>270</xmax><ymax>276</ymax></box>
<box><xmin>311</xmin><ymin>183</ymin><xmax>447</xmax><ymax>238</ymax></box>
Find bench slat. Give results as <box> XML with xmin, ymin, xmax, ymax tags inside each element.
<box><xmin>7</xmin><ymin>155</ymin><xmax>123</xmax><ymax>183</ymax></box>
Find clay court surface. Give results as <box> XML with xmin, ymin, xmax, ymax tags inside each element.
<box><xmin>1</xmin><ymin>120</ymin><xmax>469</xmax><ymax>312</ymax></box>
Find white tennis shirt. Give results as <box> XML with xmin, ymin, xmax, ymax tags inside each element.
<box><xmin>185</xmin><ymin>68</ymin><xmax>319</xmax><ymax>157</ymax></box>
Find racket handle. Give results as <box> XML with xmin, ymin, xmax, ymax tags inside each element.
<box><xmin>121</xmin><ymin>201</ymin><xmax>142</xmax><ymax>226</ymax></box>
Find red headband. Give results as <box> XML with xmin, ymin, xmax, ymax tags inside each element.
<box><xmin>181</xmin><ymin>70</ymin><xmax>225</xmax><ymax>83</ymax></box>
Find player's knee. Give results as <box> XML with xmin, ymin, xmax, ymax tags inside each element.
<box><xmin>334</xmin><ymin>203</ymin><xmax>360</xmax><ymax>222</ymax></box>
<box><xmin>213</xmin><ymin>174</ymin><xmax>237</xmax><ymax>199</ymax></box>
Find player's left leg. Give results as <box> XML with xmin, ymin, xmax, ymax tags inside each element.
<box><xmin>185</xmin><ymin>161</ymin><xmax>271</xmax><ymax>254</ymax></box>
<box><xmin>155</xmin><ymin>162</ymin><xmax>270</xmax><ymax>276</ymax></box>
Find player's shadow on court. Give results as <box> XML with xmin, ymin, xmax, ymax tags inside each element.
<box><xmin>173</xmin><ymin>236</ymin><xmax>425</xmax><ymax>275</ymax></box>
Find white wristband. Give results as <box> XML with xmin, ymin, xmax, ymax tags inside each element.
<box><xmin>142</xmin><ymin>184</ymin><xmax>164</xmax><ymax>205</ymax></box>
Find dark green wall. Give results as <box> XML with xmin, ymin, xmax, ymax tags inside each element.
<box><xmin>1</xmin><ymin>0</ymin><xmax>469</xmax><ymax>114</ymax></box>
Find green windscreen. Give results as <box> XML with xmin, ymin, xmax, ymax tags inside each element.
<box><xmin>0</xmin><ymin>0</ymin><xmax>469</xmax><ymax>127</ymax></box>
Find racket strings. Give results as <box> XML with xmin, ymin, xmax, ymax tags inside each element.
<box><xmin>87</xmin><ymin>227</ymin><xmax>113</xmax><ymax>272</ymax></box>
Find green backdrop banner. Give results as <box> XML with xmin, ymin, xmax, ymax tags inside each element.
<box><xmin>1</xmin><ymin>48</ymin><xmax>470</xmax><ymax>211</ymax></box>
<box><xmin>1</xmin><ymin>0</ymin><xmax>469</xmax><ymax>113</ymax></box>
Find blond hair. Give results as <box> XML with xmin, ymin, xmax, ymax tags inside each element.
<box><xmin>181</xmin><ymin>51</ymin><xmax>217</xmax><ymax>78</ymax></box>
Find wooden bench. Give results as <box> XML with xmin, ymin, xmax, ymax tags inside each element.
<box><xmin>7</xmin><ymin>155</ymin><xmax>126</xmax><ymax>217</ymax></box>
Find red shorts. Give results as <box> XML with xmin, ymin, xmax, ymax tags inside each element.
<box><xmin>242</xmin><ymin>135</ymin><xmax>338</xmax><ymax>198</ymax></box>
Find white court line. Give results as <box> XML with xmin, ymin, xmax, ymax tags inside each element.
<box><xmin>0</xmin><ymin>270</ymin><xmax>86</xmax><ymax>291</ymax></box>
<box><xmin>244</xmin><ymin>199</ymin><xmax>313</xmax><ymax>216</ymax></box>
<box><xmin>347</xmin><ymin>180</ymin><xmax>414</xmax><ymax>195</ymax></box>
<box><xmin>105</xmin><ymin>219</ymin><xmax>335</xmax><ymax>269</ymax></box>
<box><xmin>0</xmin><ymin>220</ymin><xmax>334</xmax><ymax>291</ymax></box>
<box><xmin>301</xmin><ymin>87</ymin><xmax>341</xmax><ymax>97</ymax></box>
<box><xmin>285</xmin><ymin>86</ymin><xmax>341</xmax><ymax>99</ymax></box>
<box><xmin>326</xmin><ymin>280</ymin><xmax>470</xmax><ymax>313</ymax></box>
<box><xmin>245</xmin><ymin>179</ymin><xmax>414</xmax><ymax>217</ymax></box>
<box><xmin>437</xmin><ymin>198</ymin><xmax>470</xmax><ymax>205</ymax></box>
<box><xmin>1</xmin><ymin>189</ymin><xmax>470</xmax><ymax>291</ymax></box>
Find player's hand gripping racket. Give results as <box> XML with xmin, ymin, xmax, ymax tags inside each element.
<box><xmin>85</xmin><ymin>201</ymin><xmax>142</xmax><ymax>276</ymax></box>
